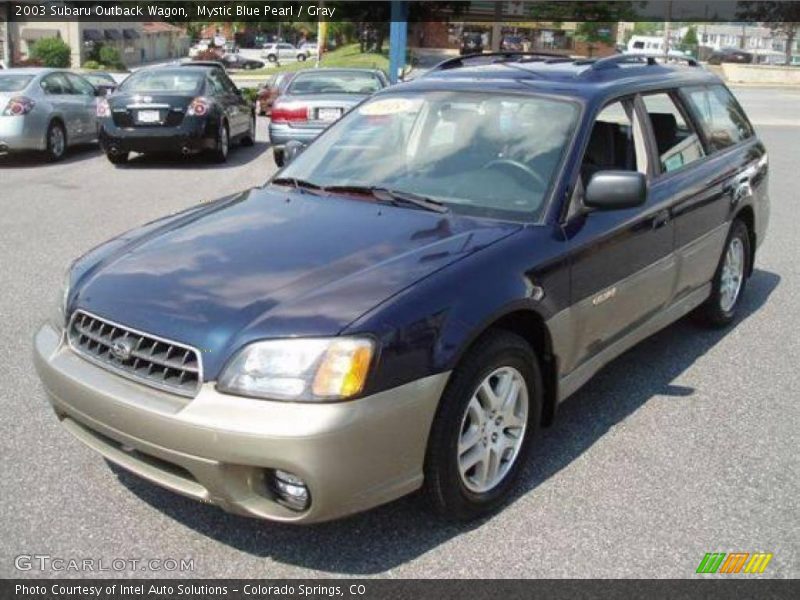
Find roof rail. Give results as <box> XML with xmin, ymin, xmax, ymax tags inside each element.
<box><xmin>577</xmin><ymin>53</ymin><xmax>698</xmax><ymax>75</ymax></box>
<box><xmin>427</xmin><ymin>51</ymin><xmax>573</xmax><ymax>73</ymax></box>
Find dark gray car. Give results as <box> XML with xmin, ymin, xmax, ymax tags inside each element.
<box><xmin>268</xmin><ymin>68</ymin><xmax>388</xmax><ymax>166</ymax></box>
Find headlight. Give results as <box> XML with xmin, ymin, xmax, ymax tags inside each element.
<box><xmin>50</xmin><ymin>270</ymin><xmax>71</xmax><ymax>330</ymax></box>
<box><xmin>217</xmin><ymin>337</ymin><xmax>375</xmax><ymax>401</ymax></box>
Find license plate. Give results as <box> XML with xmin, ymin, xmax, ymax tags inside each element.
<box><xmin>317</xmin><ymin>108</ymin><xmax>342</xmax><ymax>122</ymax></box>
<box><xmin>136</xmin><ymin>110</ymin><xmax>161</xmax><ymax>123</ymax></box>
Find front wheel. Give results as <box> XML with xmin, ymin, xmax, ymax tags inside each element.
<box><xmin>273</xmin><ymin>148</ymin><xmax>284</xmax><ymax>167</ymax></box>
<box><xmin>267</xmin><ymin>54</ymin><xmax>277</xmax><ymax>63</ymax></box>
<box><xmin>424</xmin><ymin>331</ymin><xmax>542</xmax><ymax>521</ymax></box>
<box><xmin>241</xmin><ymin>115</ymin><xmax>256</xmax><ymax>147</ymax></box>
<box><xmin>697</xmin><ymin>219</ymin><xmax>751</xmax><ymax>327</ymax></box>
<box><xmin>297</xmin><ymin>54</ymin><xmax>307</xmax><ymax>62</ymax></box>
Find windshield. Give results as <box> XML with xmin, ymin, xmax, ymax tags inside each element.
<box><xmin>286</xmin><ymin>71</ymin><xmax>382</xmax><ymax>95</ymax></box>
<box><xmin>0</xmin><ymin>74</ymin><xmax>34</xmax><ymax>92</ymax></box>
<box><xmin>83</xmin><ymin>73</ymin><xmax>115</xmax><ymax>85</ymax></box>
<box><xmin>120</xmin><ymin>70</ymin><xmax>203</xmax><ymax>94</ymax></box>
<box><xmin>279</xmin><ymin>91</ymin><xmax>579</xmax><ymax>221</ymax></box>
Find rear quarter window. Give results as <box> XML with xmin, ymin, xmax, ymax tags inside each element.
<box><xmin>683</xmin><ymin>85</ymin><xmax>754</xmax><ymax>152</ymax></box>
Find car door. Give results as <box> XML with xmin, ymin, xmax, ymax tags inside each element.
<box><xmin>638</xmin><ymin>89</ymin><xmax>727</xmax><ymax>301</ymax></box>
<box><xmin>218</xmin><ymin>68</ymin><xmax>249</xmax><ymax>135</ymax></box>
<box><xmin>65</xmin><ymin>73</ymin><xmax>98</xmax><ymax>142</ymax></box>
<box><xmin>208</xmin><ymin>69</ymin><xmax>244</xmax><ymax>137</ymax></box>
<box><xmin>279</xmin><ymin>43</ymin><xmax>295</xmax><ymax>61</ymax></box>
<box><xmin>560</xmin><ymin>97</ymin><xmax>676</xmax><ymax>376</ymax></box>
<box><xmin>40</xmin><ymin>73</ymin><xmax>81</xmax><ymax>142</ymax></box>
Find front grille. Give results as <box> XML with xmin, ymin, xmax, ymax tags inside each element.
<box><xmin>67</xmin><ymin>310</ymin><xmax>202</xmax><ymax>397</ymax></box>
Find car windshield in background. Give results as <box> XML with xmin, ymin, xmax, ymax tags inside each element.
<box><xmin>287</xmin><ymin>71</ymin><xmax>382</xmax><ymax>95</ymax></box>
<box><xmin>280</xmin><ymin>92</ymin><xmax>579</xmax><ymax>221</ymax></box>
<box><xmin>120</xmin><ymin>70</ymin><xmax>203</xmax><ymax>94</ymax></box>
<box><xmin>0</xmin><ymin>74</ymin><xmax>34</xmax><ymax>92</ymax></box>
<box><xmin>83</xmin><ymin>73</ymin><xmax>115</xmax><ymax>85</ymax></box>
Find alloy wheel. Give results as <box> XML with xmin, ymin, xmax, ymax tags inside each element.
<box><xmin>457</xmin><ymin>366</ymin><xmax>529</xmax><ymax>493</ymax></box>
<box><xmin>720</xmin><ymin>237</ymin><xmax>745</xmax><ymax>312</ymax></box>
<box><xmin>50</xmin><ymin>126</ymin><xmax>65</xmax><ymax>158</ymax></box>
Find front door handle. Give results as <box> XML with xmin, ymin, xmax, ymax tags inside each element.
<box><xmin>652</xmin><ymin>209</ymin><xmax>670</xmax><ymax>230</ymax></box>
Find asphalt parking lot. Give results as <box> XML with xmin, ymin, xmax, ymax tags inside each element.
<box><xmin>1</xmin><ymin>89</ymin><xmax>798</xmax><ymax>579</ymax></box>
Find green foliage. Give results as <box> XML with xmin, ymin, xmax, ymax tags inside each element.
<box><xmin>681</xmin><ymin>26</ymin><xmax>699</xmax><ymax>56</ymax></box>
<box><xmin>632</xmin><ymin>22</ymin><xmax>662</xmax><ymax>37</ymax></box>
<box><xmin>82</xmin><ymin>60</ymin><xmax>101</xmax><ymax>70</ymax></box>
<box><xmin>30</xmin><ymin>37</ymin><xmax>72</xmax><ymax>68</ymax></box>
<box><xmin>575</xmin><ymin>22</ymin><xmax>615</xmax><ymax>45</ymax></box>
<box><xmin>239</xmin><ymin>87</ymin><xmax>259</xmax><ymax>105</ymax></box>
<box><xmin>98</xmin><ymin>45</ymin><xmax>125</xmax><ymax>70</ymax></box>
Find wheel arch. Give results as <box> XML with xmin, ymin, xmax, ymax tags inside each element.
<box><xmin>451</xmin><ymin>306</ymin><xmax>559</xmax><ymax>427</ymax></box>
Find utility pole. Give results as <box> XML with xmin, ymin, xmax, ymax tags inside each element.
<box><xmin>663</xmin><ymin>0</ymin><xmax>673</xmax><ymax>60</ymax></box>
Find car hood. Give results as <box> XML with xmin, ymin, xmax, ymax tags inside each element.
<box><xmin>71</xmin><ymin>187</ymin><xmax>521</xmax><ymax>379</ymax></box>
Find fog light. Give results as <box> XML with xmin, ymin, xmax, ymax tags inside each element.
<box><xmin>272</xmin><ymin>470</ymin><xmax>310</xmax><ymax>511</ymax></box>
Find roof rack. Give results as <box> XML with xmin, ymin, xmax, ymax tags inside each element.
<box><xmin>426</xmin><ymin>51</ymin><xmax>573</xmax><ymax>73</ymax></box>
<box><xmin>577</xmin><ymin>53</ymin><xmax>698</xmax><ymax>74</ymax></box>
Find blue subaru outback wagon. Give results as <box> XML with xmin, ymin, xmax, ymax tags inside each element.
<box><xmin>34</xmin><ymin>53</ymin><xmax>769</xmax><ymax>523</ymax></box>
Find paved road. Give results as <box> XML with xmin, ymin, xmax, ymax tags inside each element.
<box><xmin>1</xmin><ymin>89</ymin><xmax>798</xmax><ymax>579</ymax></box>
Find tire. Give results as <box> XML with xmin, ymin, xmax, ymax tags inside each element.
<box><xmin>267</xmin><ymin>54</ymin><xmax>277</xmax><ymax>63</ymax></box>
<box><xmin>696</xmin><ymin>219</ymin><xmax>751</xmax><ymax>327</ymax></box>
<box><xmin>106</xmin><ymin>151</ymin><xmax>128</xmax><ymax>165</ymax></box>
<box><xmin>241</xmin><ymin>114</ymin><xmax>256</xmax><ymax>147</ymax></box>
<box><xmin>297</xmin><ymin>54</ymin><xmax>307</xmax><ymax>62</ymax></box>
<box><xmin>45</xmin><ymin>121</ymin><xmax>67</xmax><ymax>162</ymax></box>
<box><xmin>273</xmin><ymin>148</ymin><xmax>284</xmax><ymax>167</ymax></box>
<box><xmin>212</xmin><ymin>120</ymin><xmax>229</xmax><ymax>163</ymax></box>
<box><xmin>424</xmin><ymin>330</ymin><xmax>542</xmax><ymax>521</ymax></box>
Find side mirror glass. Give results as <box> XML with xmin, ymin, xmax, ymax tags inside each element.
<box><xmin>283</xmin><ymin>140</ymin><xmax>306</xmax><ymax>165</ymax></box>
<box><xmin>584</xmin><ymin>171</ymin><xmax>647</xmax><ymax>211</ymax></box>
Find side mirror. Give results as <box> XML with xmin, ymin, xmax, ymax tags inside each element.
<box><xmin>283</xmin><ymin>140</ymin><xmax>306</xmax><ymax>165</ymax></box>
<box><xmin>584</xmin><ymin>171</ymin><xmax>647</xmax><ymax>211</ymax></box>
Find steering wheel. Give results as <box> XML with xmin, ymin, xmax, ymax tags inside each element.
<box><xmin>482</xmin><ymin>158</ymin><xmax>546</xmax><ymax>189</ymax></box>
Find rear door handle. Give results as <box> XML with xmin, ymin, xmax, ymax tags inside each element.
<box><xmin>652</xmin><ymin>209</ymin><xmax>670</xmax><ymax>230</ymax></box>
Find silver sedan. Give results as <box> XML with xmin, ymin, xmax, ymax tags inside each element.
<box><xmin>0</xmin><ymin>68</ymin><xmax>100</xmax><ymax>161</ymax></box>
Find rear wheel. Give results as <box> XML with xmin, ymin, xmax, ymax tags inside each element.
<box><xmin>273</xmin><ymin>148</ymin><xmax>284</xmax><ymax>167</ymax></box>
<box><xmin>697</xmin><ymin>219</ymin><xmax>751</xmax><ymax>327</ymax></box>
<box><xmin>212</xmin><ymin>120</ymin><xmax>229</xmax><ymax>163</ymax></box>
<box><xmin>424</xmin><ymin>331</ymin><xmax>542</xmax><ymax>521</ymax></box>
<box><xmin>297</xmin><ymin>54</ymin><xmax>307</xmax><ymax>62</ymax></box>
<box><xmin>45</xmin><ymin>121</ymin><xmax>66</xmax><ymax>162</ymax></box>
<box><xmin>267</xmin><ymin>54</ymin><xmax>277</xmax><ymax>63</ymax></box>
<box><xmin>106</xmin><ymin>151</ymin><xmax>128</xmax><ymax>165</ymax></box>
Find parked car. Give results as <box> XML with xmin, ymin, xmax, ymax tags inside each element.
<box><xmin>298</xmin><ymin>42</ymin><xmax>319</xmax><ymax>58</ymax></box>
<box><xmin>96</xmin><ymin>64</ymin><xmax>255</xmax><ymax>164</ymax></box>
<box><xmin>0</xmin><ymin>68</ymin><xmax>100</xmax><ymax>161</ymax></box>
<box><xmin>223</xmin><ymin>41</ymin><xmax>239</xmax><ymax>54</ymax></box>
<box><xmin>255</xmin><ymin>71</ymin><xmax>297</xmax><ymax>116</ymax></box>
<box><xmin>77</xmin><ymin>71</ymin><xmax>118</xmax><ymax>96</ymax></box>
<box><xmin>460</xmin><ymin>32</ymin><xmax>485</xmax><ymax>55</ymax></box>
<box><xmin>500</xmin><ymin>35</ymin><xmax>525</xmax><ymax>52</ymax></box>
<box><xmin>262</xmin><ymin>42</ymin><xmax>308</xmax><ymax>63</ymax></box>
<box><xmin>269</xmin><ymin>68</ymin><xmax>388</xmax><ymax>166</ymax></box>
<box><xmin>188</xmin><ymin>40</ymin><xmax>212</xmax><ymax>58</ymax></box>
<box><xmin>34</xmin><ymin>54</ymin><xmax>768</xmax><ymax>524</ymax></box>
<box><xmin>707</xmin><ymin>47</ymin><xmax>754</xmax><ymax>65</ymax></box>
<box><xmin>219</xmin><ymin>53</ymin><xmax>265</xmax><ymax>71</ymax></box>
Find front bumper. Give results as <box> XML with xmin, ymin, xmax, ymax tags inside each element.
<box><xmin>0</xmin><ymin>115</ymin><xmax>47</xmax><ymax>153</ymax></box>
<box><xmin>98</xmin><ymin>118</ymin><xmax>217</xmax><ymax>155</ymax></box>
<box><xmin>33</xmin><ymin>323</ymin><xmax>448</xmax><ymax>523</ymax></box>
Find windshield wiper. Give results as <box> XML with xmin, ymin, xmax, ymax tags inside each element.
<box><xmin>324</xmin><ymin>185</ymin><xmax>449</xmax><ymax>214</ymax></box>
<box><xmin>270</xmin><ymin>177</ymin><xmax>326</xmax><ymax>195</ymax></box>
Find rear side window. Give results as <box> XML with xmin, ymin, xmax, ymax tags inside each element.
<box><xmin>642</xmin><ymin>93</ymin><xmax>705</xmax><ymax>174</ymax></box>
<box><xmin>683</xmin><ymin>85</ymin><xmax>754</xmax><ymax>152</ymax></box>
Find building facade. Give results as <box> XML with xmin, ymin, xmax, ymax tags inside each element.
<box><xmin>6</xmin><ymin>21</ymin><xmax>189</xmax><ymax>68</ymax></box>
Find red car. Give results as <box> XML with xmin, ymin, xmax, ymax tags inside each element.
<box><xmin>256</xmin><ymin>72</ymin><xmax>297</xmax><ymax>116</ymax></box>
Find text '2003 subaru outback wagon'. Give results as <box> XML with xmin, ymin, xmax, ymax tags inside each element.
<box><xmin>34</xmin><ymin>53</ymin><xmax>769</xmax><ymax>523</ymax></box>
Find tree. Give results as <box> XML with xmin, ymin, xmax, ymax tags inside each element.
<box><xmin>30</xmin><ymin>37</ymin><xmax>71</xmax><ymax>68</ymax></box>
<box><xmin>98</xmin><ymin>45</ymin><xmax>125</xmax><ymax>70</ymax></box>
<box><xmin>738</xmin><ymin>1</ymin><xmax>800</xmax><ymax>65</ymax></box>
<box><xmin>575</xmin><ymin>22</ymin><xmax>615</xmax><ymax>57</ymax></box>
<box><xmin>681</xmin><ymin>25</ymin><xmax>699</xmax><ymax>56</ymax></box>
